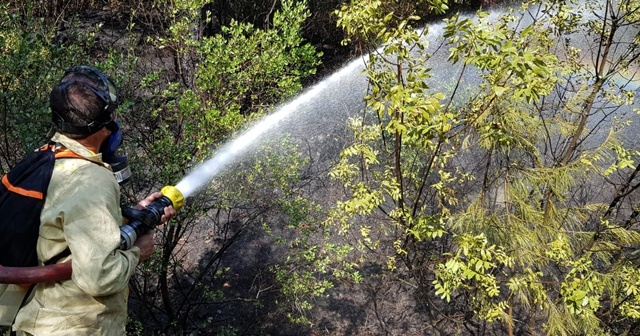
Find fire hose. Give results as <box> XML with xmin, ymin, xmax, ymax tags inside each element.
<box><xmin>0</xmin><ymin>186</ymin><xmax>184</xmax><ymax>284</ymax></box>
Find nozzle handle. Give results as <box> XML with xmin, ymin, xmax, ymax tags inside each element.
<box><xmin>119</xmin><ymin>186</ymin><xmax>185</xmax><ymax>250</ymax></box>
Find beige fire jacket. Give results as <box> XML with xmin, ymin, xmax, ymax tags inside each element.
<box><xmin>0</xmin><ymin>133</ymin><xmax>141</xmax><ymax>335</ymax></box>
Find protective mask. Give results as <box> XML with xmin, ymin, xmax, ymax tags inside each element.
<box><xmin>100</xmin><ymin>121</ymin><xmax>132</xmax><ymax>184</ymax></box>
<box><xmin>101</xmin><ymin>120</ymin><xmax>122</xmax><ymax>158</ymax></box>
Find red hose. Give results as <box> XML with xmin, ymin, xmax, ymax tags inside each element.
<box><xmin>0</xmin><ymin>263</ymin><xmax>72</xmax><ymax>284</ymax></box>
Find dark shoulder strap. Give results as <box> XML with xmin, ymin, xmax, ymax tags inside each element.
<box><xmin>44</xmin><ymin>248</ymin><xmax>71</xmax><ymax>266</ymax></box>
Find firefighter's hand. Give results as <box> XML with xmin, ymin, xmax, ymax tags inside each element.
<box><xmin>134</xmin><ymin>231</ymin><xmax>155</xmax><ymax>262</ymax></box>
<box><xmin>135</xmin><ymin>191</ymin><xmax>177</xmax><ymax>224</ymax></box>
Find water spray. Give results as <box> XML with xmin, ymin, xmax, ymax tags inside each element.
<box><xmin>0</xmin><ymin>31</ymin><xmax>374</xmax><ymax>286</ymax></box>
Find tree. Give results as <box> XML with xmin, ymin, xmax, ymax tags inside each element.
<box><xmin>288</xmin><ymin>0</ymin><xmax>640</xmax><ymax>334</ymax></box>
<box><xmin>120</xmin><ymin>0</ymin><xmax>322</xmax><ymax>333</ymax></box>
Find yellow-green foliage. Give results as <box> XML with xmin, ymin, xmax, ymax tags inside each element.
<box><xmin>304</xmin><ymin>0</ymin><xmax>640</xmax><ymax>334</ymax></box>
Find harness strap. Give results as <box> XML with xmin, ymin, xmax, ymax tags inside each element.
<box><xmin>1</xmin><ymin>175</ymin><xmax>44</xmax><ymax>200</ymax></box>
<box><xmin>54</xmin><ymin>150</ymin><xmax>83</xmax><ymax>160</ymax></box>
<box><xmin>1</xmin><ymin>146</ymin><xmax>86</xmax><ymax>199</ymax></box>
<box><xmin>41</xmin><ymin>143</ymin><xmax>84</xmax><ymax>160</ymax></box>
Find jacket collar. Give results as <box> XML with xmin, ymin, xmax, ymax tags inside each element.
<box><xmin>50</xmin><ymin>132</ymin><xmax>111</xmax><ymax>170</ymax></box>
